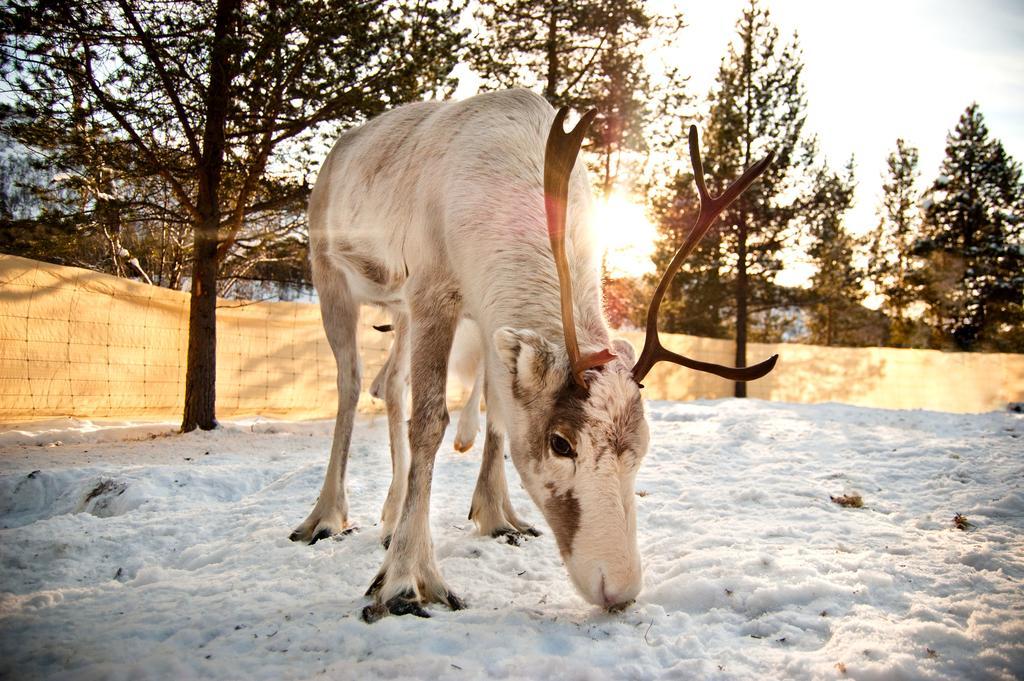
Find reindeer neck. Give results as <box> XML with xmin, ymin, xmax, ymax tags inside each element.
<box><xmin>482</xmin><ymin>269</ymin><xmax>612</xmax><ymax>356</ymax></box>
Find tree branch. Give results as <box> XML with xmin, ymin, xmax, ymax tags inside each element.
<box><xmin>217</xmin><ymin>26</ymin><xmax>298</xmax><ymax>261</ymax></box>
<box><xmin>81</xmin><ymin>45</ymin><xmax>200</xmax><ymax>222</ymax></box>
<box><xmin>216</xmin><ymin>135</ymin><xmax>273</xmax><ymax>261</ymax></box>
<box><xmin>219</xmin><ymin>185</ymin><xmax>309</xmax><ymax>229</ymax></box>
<box><xmin>116</xmin><ymin>0</ymin><xmax>202</xmax><ymax>163</ymax></box>
<box><xmin>559</xmin><ymin>33</ymin><xmax>608</xmax><ymax>97</ymax></box>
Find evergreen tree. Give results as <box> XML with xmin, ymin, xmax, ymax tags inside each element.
<box><xmin>469</xmin><ymin>0</ymin><xmax>688</xmax><ymax>194</ymax></box>
<box><xmin>0</xmin><ymin>137</ymin><xmax>42</xmax><ymax>222</ymax></box>
<box><xmin>650</xmin><ymin>0</ymin><xmax>814</xmax><ymax>395</ymax></box>
<box><xmin>470</xmin><ymin>0</ymin><xmax>689</xmax><ymax>331</ymax></box>
<box><xmin>0</xmin><ymin>135</ymin><xmax>92</xmax><ymax>265</ymax></box>
<box><xmin>1</xmin><ymin>0</ymin><xmax>466</xmax><ymax>431</ymax></box>
<box><xmin>804</xmin><ymin>158</ymin><xmax>863</xmax><ymax>345</ymax></box>
<box><xmin>649</xmin><ymin>175</ymin><xmax>730</xmax><ymax>337</ymax></box>
<box><xmin>868</xmin><ymin>139</ymin><xmax>924</xmax><ymax>346</ymax></box>
<box><xmin>579</xmin><ymin>22</ymin><xmax>652</xmax><ymax>195</ymax></box>
<box><xmin>919</xmin><ymin>104</ymin><xmax>1024</xmax><ymax>351</ymax></box>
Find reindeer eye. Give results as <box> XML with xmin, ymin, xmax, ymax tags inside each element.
<box><xmin>549</xmin><ymin>434</ymin><xmax>575</xmax><ymax>458</ymax></box>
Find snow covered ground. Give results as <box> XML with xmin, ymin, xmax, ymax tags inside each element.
<box><xmin>0</xmin><ymin>400</ymin><xmax>1022</xmax><ymax>680</ymax></box>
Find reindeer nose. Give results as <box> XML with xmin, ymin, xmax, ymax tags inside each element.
<box><xmin>599</xmin><ymin>573</ymin><xmax>638</xmax><ymax>611</ymax></box>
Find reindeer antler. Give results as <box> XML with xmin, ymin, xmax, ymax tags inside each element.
<box><xmin>545</xmin><ymin>107</ymin><xmax>616</xmax><ymax>389</ymax></box>
<box><xmin>632</xmin><ymin>125</ymin><xmax>779</xmax><ymax>385</ymax></box>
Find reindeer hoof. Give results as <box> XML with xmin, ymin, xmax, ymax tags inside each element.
<box><xmin>304</xmin><ymin>526</ymin><xmax>356</xmax><ymax>546</ymax></box>
<box><xmin>444</xmin><ymin>590</ymin><xmax>466</xmax><ymax>611</ymax></box>
<box><xmin>361</xmin><ymin>603</ymin><xmax>388</xmax><ymax>624</ymax></box>
<box><xmin>361</xmin><ymin>576</ymin><xmax>465</xmax><ymax>623</ymax></box>
<box><xmin>491</xmin><ymin>526</ymin><xmax>540</xmax><ymax>545</ymax></box>
<box><xmin>309</xmin><ymin>528</ymin><xmax>333</xmax><ymax>545</ymax></box>
<box><xmin>361</xmin><ymin>590</ymin><xmax>434</xmax><ymax>623</ymax></box>
<box><xmin>453</xmin><ymin>438</ymin><xmax>474</xmax><ymax>453</ymax></box>
<box><xmin>387</xmin><ymin>591</ymin><xmax>433</xmax><ymax>618</ymax></box>
<box><xmin>493</xmin><ymin>527</ymin><xmax>521</xmax><ymax>546</ymax></box>
<box><xmin>289</xmin><ymin>509</ymin><xmax>352</xmax><ymax>545</ymax></box>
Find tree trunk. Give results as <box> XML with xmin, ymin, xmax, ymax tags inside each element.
<box><xmin>603</xmin><ymin>147</ymin><xmax>612</xmax><ymax>196</ymax></box>
<box><xmin>734</xmin><ymin>216</ymin><xmax>748</xmax><ymax>398</ymax></box>
<box><xmin>544</xmin><ymin>4</ymin><xmax>559</xmax><ymax>101</ymax></box>
<box><xmin>734</xmin><ymin>7</ymin><xmax>754</xmax><ymax>399</ymax></box>
<box><xmin>181</xmin><ymin>226</ymin><xmax>219</xmax><ymax>430</ymax></box>
<box><xmin>181</xmin><ymin>0</ymin><xmax>240</xmax><ymax>432</ymax></box>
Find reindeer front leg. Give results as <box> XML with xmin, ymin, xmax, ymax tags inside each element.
<box><xmin>363</xmin><ymin>286</ymin><xmax>465</xmax><ymax>622</ymax></box>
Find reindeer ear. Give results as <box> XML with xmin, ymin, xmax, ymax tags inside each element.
<box><xmin>611</xmin><ymin>338</ymin><xmax>636</xmax><ymax>365</ymax></box>
<box><xmin>494</xmin><ymin>327</ymin><xmax>560</xmax><ymax>392</ymax></box>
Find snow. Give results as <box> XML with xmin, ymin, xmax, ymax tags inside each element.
<box><xmin>1</xmin><ymin>400</ymin><xmax>1022</xmax><ymax>680</ymax></box>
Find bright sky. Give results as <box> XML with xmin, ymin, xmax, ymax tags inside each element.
<box><xmin>454</xmin><ymin>0</ymin><xmax>1024</xmax><ymax>283</ymax></box>
<box><xmin>667</xmin><ymin>0</ymin><xmax>1024</xmax><ymax>286</ymax></box>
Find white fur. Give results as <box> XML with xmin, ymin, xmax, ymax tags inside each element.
<box><xmin>297</xmin><ymin>89</ymin><xmax>648</xmax><ymax>611</ymax></box>
<box><xmin>450</xmin><ymin>320</ymin><xmax>484</xmax><ymax>452</ymax></box>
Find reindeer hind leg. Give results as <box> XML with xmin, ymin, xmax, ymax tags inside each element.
<box><xmin>453</xmin><ymin>367</ymin><xmax>483</xmax><ymax>453</ymax></box>
<box><xmin>379</xmin><ymin>311</ymin><xmax>410</xmax><ymax>548</ymax></box>
<box><xmin>452</xmin><ymin>319</ymin><xmax>483</xmax><ymax>452</ymax></box>
<box><xmin>468</xmin><ymin>379</ymin><xmax>540</xmax><ymax>543</ymax></box>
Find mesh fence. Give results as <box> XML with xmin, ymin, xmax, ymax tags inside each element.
<box><xmin>1</xmin><ymin>253</ymin><xmax>1021</xmax><ymax>423</ymax></box>
<box><xmin>0</xmin><ymin>254</ymin><xmax>396</xmax><ymax>421</ymax></box>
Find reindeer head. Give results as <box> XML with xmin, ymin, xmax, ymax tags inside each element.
<box><xmin>495</xmin><ymin>326</ymin><xmax>647</xmax><ymax>608</ymax></box>
<box><xmin>495</xmin><ymin>107</ymin><xmax>777</xmax><ymax>610</ymax></box>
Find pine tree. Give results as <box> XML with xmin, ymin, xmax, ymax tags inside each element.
<box><xmin>0</xmin><ymin>134</ymin><xmax>100</xmax><ymax>267</ymax></box>
<box><xmin>1</xmin><ymin>0</ymin><xmax>466</xmax><ymax>431</ymax></box>
<box><xmin>868</xmin><ymin>139</ymin><xmax>924</xmax><ymax>346</ymax></box>
<box><xmin>470</xmin><ymin>0</ymin><xmax>689</xmax><ymax>329</ymax></box>
<box><xmin>650</xmin><ymin>0</ymin><xmax>814</xmax><ymax>396</ymax></box>
<box><xmin>469</xmin><ymin>0</ymin><xmax>688</xmax><ymax>195</ymax></box>
<box><xmin>0</xmin><ymin>137</ymin><xmax>42</xmax><ymax>222</ymax></box>
<box><xmin>919</xmin><ymin>104</ymin><xmax>1024</xmax><ymax>351</ymax></box>
<box><xmin>578</xmin><ymin>23</ymin><xmax>652</xmax><ymax>196</ymax></box>
<box><xmin>649</xmin><ymin>176</ymin><xmax>730</xmax><ymax>337</ymax></box>
<box><xmin>804</xmin><ymin>158</ymin><xmax>864</xmax><ymax>345</ymax></box>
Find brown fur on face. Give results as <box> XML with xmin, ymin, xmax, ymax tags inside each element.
<box><xmin>544</xmin><ymin>382</ymin><xmax>590</xmax><ymax>443</ymax></box>
<box><xmin>545</xmin><ymin>485</ymin><xmax>581</xmax><ymax>556</ymax></box>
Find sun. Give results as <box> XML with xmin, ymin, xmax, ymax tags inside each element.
<box><xmin>591</xmin><ymin>191</ymin><xmax>659</xmax><ymax>279</ymax></box>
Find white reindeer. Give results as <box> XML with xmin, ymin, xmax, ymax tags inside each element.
<box><xmin>289</xmin><ymin>89</ymin><xmax>776</xmax><ymax>621</ymax></box>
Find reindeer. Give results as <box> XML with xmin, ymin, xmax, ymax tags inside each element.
<box><xmin>289</xmin><ymin>89</ymin><xmax>776</xmax><ymax>621</ymax></box>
